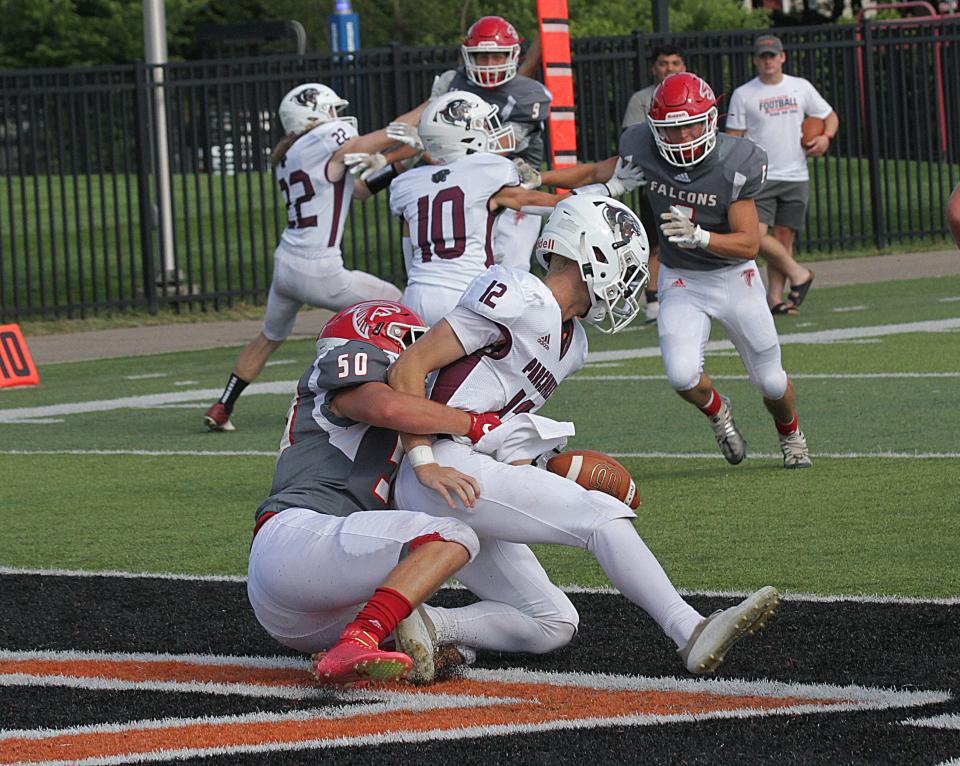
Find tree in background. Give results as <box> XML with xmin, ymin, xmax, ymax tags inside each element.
<box><xmin>0</xmin><ymin>0</ymin><xmax>768</xmax><ymax>70</ymax></box>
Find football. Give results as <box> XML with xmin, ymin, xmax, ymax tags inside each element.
<box><xmin>546</xmin><ymin>449</ymin><xmax>641</xmax><ymax>509</ymax></box>
<box><xmin>801</xmin><ymin>116</ymin><xmax>825</xmax><ymax>147</ymax></box>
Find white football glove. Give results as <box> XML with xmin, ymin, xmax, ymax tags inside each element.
<box><xmin>386</xmin><ymin>121</ymin><xmax>424</xmax><ymax>152</ymax></box>
<box><xmin>660</xmin><ymin>205</ymin><xmax>710</xmax><ymax>250</ymax></box>
<box><xmin>344</xmin><ymin>152</ymin><xmax>388</xmax><ymax>181</ymax></box>
<box><xmin>604</xmin><ymin>155</ymin><xmax>647</xmax><ymax>197</ymax></box>
<box><xmin>513</xmin><ymin>158</ymin><xmax>542</xmax><ymax>190</ymax></box>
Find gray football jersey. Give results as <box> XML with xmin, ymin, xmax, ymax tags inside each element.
<box><xmin>619</xmin><ymin>124</ymin><xmax>768</xmax><ymax>271</ymax></box>
<box><xmin>255</xmin><ymin>340</ymin><xmax>402</xmax><ymax>523</ymax></box>
<box><xmin>439</xmin><ymin>69</ymin><xmax>552</xmax><ymax>166</ymax></box>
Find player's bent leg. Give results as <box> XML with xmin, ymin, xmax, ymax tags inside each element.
<box><xmin>247</xmin><ymin>507</ymin><xmax>477</xmax><ymax>654</ymax></box>
<box><xmin>424</xmin><ymin>538</ymin><xmax>580</xmax><ymax>655</ymax></box>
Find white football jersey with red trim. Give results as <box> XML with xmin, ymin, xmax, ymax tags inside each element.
<box><xmin>389</xmin><ymin>153</ymin><xmax>519</xmax><ymax>292</ymax></box>
<box><xmin>277</xmin><ymin>120</ymin><xmax>358</xmax><ymax>254</ymax></box>
<box><xmin>431</xmin><ymin>265</ymin><xmax>588</xmax><ymax>419</ymax></box>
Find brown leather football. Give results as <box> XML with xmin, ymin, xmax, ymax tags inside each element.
<box><xmin>546</xmin><ymin>449</ymin><xmax>641</xmax><ymax>509</ymax></box>
<box><xmin>801</xmin><ymin>116</ymin><xmax>825</xmax><ymax>147</ymax></box>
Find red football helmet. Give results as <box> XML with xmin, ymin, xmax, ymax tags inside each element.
<box><xmin>316</xmin><ymin>301</ymin><xmax>428</xmax><ymax>359</ymax></box>
<box><xmin>462</xmin><ymin>16</ymin><xmax>521</xmax><ymax>88</ymax></box>
<box><xmin>647</xmin><ymin>72</ymin><xmax>719</xmax><ymax>168</ymax></box>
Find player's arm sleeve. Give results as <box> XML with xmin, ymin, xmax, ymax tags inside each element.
<box><xmin>732</xmin><ymin>143</ymin><xmax>769</xmax><ymax>201</ymax></box>
<box><xmin>725</xmin><ymin>89</ymin><xmax>747</xmax><ymax>131</ymax></box>
<box><xmin>618</xmin><ymin>125</ymin><xmax>645</xmax><ymax>165</ymax></box>
<box><xmin>388</xmin><ymin>177</ymin><xmax>406</xmax><ymax>217</ymax></box>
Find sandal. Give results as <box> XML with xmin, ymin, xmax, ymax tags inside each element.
<box><xmin>770</xmin><ymin>302</ymin><xmax>800</xmax><ymax>316</ymax></box>
<box><xmin>787</xmin><ymin>271</ymin><xmax>815</xmax><ymax>307</ymax></box>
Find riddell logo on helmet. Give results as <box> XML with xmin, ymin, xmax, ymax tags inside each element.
<box><xmin>537</xmin><ymin>238</ymin><xmax>556</xmax><ymax>251</ymax></box>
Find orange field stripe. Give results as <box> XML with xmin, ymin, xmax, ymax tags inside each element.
<box><xmin>0</xmin><ymin>657</ymin><xmax>306</xmax><ymax>687</ymax></box>
<box><xmin>0</xmin><ymin>677</ymin><xmax>832</xmax><ymax>764</ymax></box>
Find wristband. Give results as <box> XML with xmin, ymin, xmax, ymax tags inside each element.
<box><xmin>364</xmin><ymin>162</ymin><xmax>401</xmax><ymax>195</ymax></box>
<box><xmin>407</xmin><ymin>445</ymin><xmax>437</xmax><ymax>468</ymax></box>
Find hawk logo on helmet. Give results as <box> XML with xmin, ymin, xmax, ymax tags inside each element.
<box><xmin>699</xmin><ymin>80</ymin><xmax>716</xmax><ymax>101</ymax></box>
<box><xmin>294</xmin><ymin>88</ymin><xmax>321</xmax><ymax>109</ymax></box>
<box><xmin>438</xmin><ymin>99</ymin><xmax>472</xmax><ymax>126</ymax></box>
<box><xmin>602</xmin><ymin>204</ymin><xmax>643</xmax><ymax>244</ymax></box>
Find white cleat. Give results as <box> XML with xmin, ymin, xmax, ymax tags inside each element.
<box><xmin>395</xmin><ymin>605</ymin><xmax>437</xmax><ymax>684</ymax></box>
<box><xmin>709</xmin><ymin>395</ymin><xmax>746</xmax><ymax>465</ymax></box>
<box><xmin>680</xmin><ymin>586</ymin><xmax>779</xmax><ymax>675</ymax></box>
<box><xmin>779</xmin><ymin>429</ymin><xmax>812</xmax><ymax>469</ymax></box>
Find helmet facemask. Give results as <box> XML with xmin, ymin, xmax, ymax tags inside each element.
<box><xmin>462</xmin><ymin>44</ymin><xmax>521</xmax><ymax>88</ymax></box>
<box><xmin>649</xmin><ymin>107</ymin><xmax>718</xmax><ymax>167</ymax></box>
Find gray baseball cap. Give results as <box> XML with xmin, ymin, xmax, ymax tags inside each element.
<box><xmin>754</xmin><ymin>34</ymin><xmax>784</xmax><ymax>56</ymax></box>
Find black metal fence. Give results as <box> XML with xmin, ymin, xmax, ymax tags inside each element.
<box><xmin>2</xmin><ymin>19</ymin><xmax>960</xmax><ymax>321</ymax></box>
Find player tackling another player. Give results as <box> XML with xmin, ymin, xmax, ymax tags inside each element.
<box><xmin>385</xmin><ymin>195</ymin><xmax>779</xmax><ymax>685</ymax></box>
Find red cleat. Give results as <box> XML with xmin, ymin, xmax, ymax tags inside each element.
<box><xmin>204</xmin><ymin>402</ymin><xmax>235</xmax><ymax>432</ymax></box>
<box><xmin>311</xmin><ymin>629</ymin><xmax>413</xmax><ymax>687</ymax></box>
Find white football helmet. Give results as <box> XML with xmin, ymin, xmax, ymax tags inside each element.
<box><xmin>535</xmin><ymin>196</ymin><xmax>650</xmax><ymax>334</ymax></box>
<box><xmin>418</xmin><ymin>91</ymin><xmax>516</xmax><ymax>165</ymax></box>
<box><xmin>278</xmin><ymin>83</ymin><xmax>351</xmax><ymax>135</ymax></box>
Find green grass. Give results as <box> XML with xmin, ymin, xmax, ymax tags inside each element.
<box><xmin>1</xmin><ymin>275</ymin><xmax>959</xmax><ymax>596</ymax></box>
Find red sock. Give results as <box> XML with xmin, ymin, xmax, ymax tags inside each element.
<box><xmin>776</xmin><ymin>414</ymin><xmax>799</xmax><ymax>436</ymax></box>
<box><xmin>341</xmin><ymin>587</ymin><xmax>413</xmax><ymax>647</ymax></box>
<box><xmin>700</xmin><ymin>389</ymin><xmax>722</xmax><ymax>417</ymax></box>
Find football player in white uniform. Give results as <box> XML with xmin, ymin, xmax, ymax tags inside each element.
<box><xmin>385</xmin><ymin>91</ymin><xmax>647</xmax><ymax>326</ymax></box>
<box><xmin>204</xmin><ymin>83</ymin><xmax>425</xmax><ymax>432</ymax></box>
<box><xmin>387</xmin><ymin>195</ymin><xmax>780</xmax><ymax>681</ymax></box>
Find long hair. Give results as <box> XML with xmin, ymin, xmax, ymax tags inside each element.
<box><xmin>271</xmin><ymin>129</ymin><xmax>310</xmax><ymax>168</ymax></box>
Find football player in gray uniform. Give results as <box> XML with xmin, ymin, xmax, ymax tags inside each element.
<box><xmin>388</xmin><ymin>196</ymin><xmax>780</xmax><ymax>682</ymax></box>
<box><xmin>619</xmin><ymin>72</ymin><xmax>812</xmax><ymax>469</ymax></box>
<box><xmin>431</xmin><ymin>15</ymin><xmax>553</xmax><ymax>271</ymax></box>
<box><xmin>246</xmin><ymin>299</ymin><xmax>503</xmax><ymax>687</ymax></box>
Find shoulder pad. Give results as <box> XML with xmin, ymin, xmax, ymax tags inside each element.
<box><xmin>458</xmin><ymin>265</ymin><xmax>541</xmax><ymax>323</ymax></box>
<box><xmin>619</xmin><ymin>123</ymin><xmax>655</xmax><ymax>164</ymax></box>
<box><xmin>314</xmin><ymin>340</ymin><xmax>391</xmax><ymax>391</ymax></box>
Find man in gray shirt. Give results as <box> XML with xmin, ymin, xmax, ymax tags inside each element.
<box><xmin>622</xmin><ymin>46</ymin><xmax>686</xmax><ymax>323</ymax></box>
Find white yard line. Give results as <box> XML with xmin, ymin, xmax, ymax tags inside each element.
<box><xmin>0</xmin><ymin>566</ymin><xmax>956</xmax><ymax>605</ymax></box>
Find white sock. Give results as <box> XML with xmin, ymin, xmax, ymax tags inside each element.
<box><xmin>587</xmin><ymin>518</ymin><xmax>703</xmax><ymax>647</ymax></box>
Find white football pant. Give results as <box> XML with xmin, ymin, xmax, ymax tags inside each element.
<box><xmin>400</xmin><ymin>282</ymin><xmax>464</xmax><ymax>327</ymax></box>
<box><xmin>394</xmin><ymin>441</ymin><xmax>704</xmax><ymax>653</ymax></box>
<box><xmin>247</xmin><ymin>507</ymin><xmax>479</xmax><ymax>653</ymax></box>
<box><xmin>261</xmin><ymin>243</ymin><xmax>401</xmax><ymax>341</ymax></box>
<box><xmin>657</xmin><ymin>261</ymin><xmax>789</xmax><ymax>400</ymax></box>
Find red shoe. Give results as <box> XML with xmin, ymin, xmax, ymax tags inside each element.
<box><xmin>204</xmin><ymin>402</ymin><xmax>235</xmax><ymax>432</ymax></box>
<box><xmin>311</xmin><ymin>629</ymin><xmax>413</xmax><ymax>687</ymax></box>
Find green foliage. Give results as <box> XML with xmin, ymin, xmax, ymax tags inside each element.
<box><xmin>0</xmin><ymin>0</ymin><xmax>771</xmax><ymax>69</ymax></box>
<box><xmin>0</xmin><ymin>0</ymin><xmax>204</xmax><ymax>69</ymax></box>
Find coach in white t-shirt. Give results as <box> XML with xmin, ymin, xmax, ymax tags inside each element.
<box><xmin>727</xmin><ymin>34</ymin><xmax>839</xmax><ymax>315</ymax></box>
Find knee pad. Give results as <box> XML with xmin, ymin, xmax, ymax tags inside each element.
<box><xmin>421</xmin><ymin>517</ymin><xmax>481</xmax><ymax>562</ymax></box>
<box><xmin>663</xmin><ymin>353</ymin><xmax>702</xmax><ymax>393</ymax></box>
<box><xmin>753</xmin><ymin>363</ymin><xmax>788</xmax><ymax>401</ymax></box>
<box><xmin>530</xmin><ymin>603</ymin><xmax>579</xmax><ymax>653</ymax></box>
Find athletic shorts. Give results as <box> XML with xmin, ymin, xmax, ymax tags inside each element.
<box><xmin>754</xmin><ymin>180</ymin><xmax>809</xmax><ymax>231</ymax></box>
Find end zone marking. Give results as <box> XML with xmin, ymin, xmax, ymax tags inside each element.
<box><xmin>0</xmin><ymin>652</ymin><xmax>948</xmax><ymax>765</ymax></box>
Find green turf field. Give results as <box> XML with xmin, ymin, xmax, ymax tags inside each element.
<box><xmin>2</xmin><ymin>275</ymin><xmax>959</xmax><ymax>597</ymax></box>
